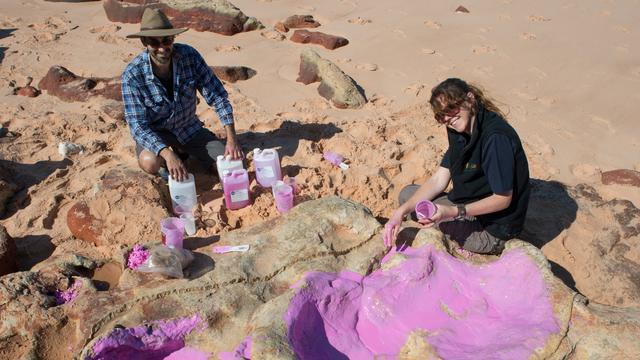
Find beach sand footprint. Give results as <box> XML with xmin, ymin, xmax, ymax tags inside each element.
<box><xmin>528</xmin><ymin>15</ymin><xmax>551</xmax><ymax>22</ymax></box>
<box><xmin>354</xmin><ymin>63</ymin><xmax>378</xmax><ymax>71</ymax></box>
<box><xmin>471</xmin><ymin>45</ymin><xmax>496</xmax><ymax>54</ymax></box>
<box><xmin>423</xmin><ymin>20</ymin><xmax>442</xmax><ymax>29</ymax></box>
<box><xmin>215</xmin><ymin>45</ymin><xmax>241</xmax><ymax>52</ymax></box>
<box><xmin>520</xmin><ymin>32</ymin><xmax>537</xmax><ymax>40</ymax></box>
<box><xmin>347</xmin><ymin>17</ymin><xmax>371</xmax><ymax>25</ymax></box>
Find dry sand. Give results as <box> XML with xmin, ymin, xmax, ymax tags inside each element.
<box><xmin>1</xmin><ymin>0</ymin><xmax>639</xmax><ymax>304</ymax></box>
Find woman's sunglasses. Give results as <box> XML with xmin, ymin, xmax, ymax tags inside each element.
<box><xmin>435</xmin><ymin>105</ymin><xmax>462</xmax><ymax>124</ymax></box>
<box><xmin>146</xmin><ymin>36</ymin><xmax>175</xmax><ymax>48</ymax></box>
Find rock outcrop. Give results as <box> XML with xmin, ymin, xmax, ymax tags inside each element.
<box><xmin>275</xmin><ymin>14</ymin><xmax>321</xmax><ymax>33</ymax></box>
<box><xmin>601</xmin><ymin>169</ymin><xmax>640</xmax><ymax>187</ymax></box>
<box><xmin>211</xmin><ymin>66</ymin><xmax>256</xmax><ymax>83</ymax></box>
<box><xmin>290</xmin><ymin>29</ymin><xmax>349</xmax><ymax>50</ymax></box>
<box><xmin>521</xmin><ymin>180</ymin><xmax>640</xmax><ymax>307</ymax></box>
<box><xmin>0</xmin><ymin>226</ymin><xmax>18</xmax><ymax>276</ymax></box>
<box><xmin>102</xmin><ymin>0</ymin><xmax>264</xmax><ymax>36</ymax></box>
<box><xmin>0</xmin><ymin>162</ymin><xmax>17</xmax><ymax>217</ymax></box>
<box><xmin>66</xmin><ymin>166</ymin><xmax>169</xmax><ymax>246</ymax></box>
<box><xmin>2</xmin><ymin>197</ymin><xmax>639</xmax><ymax>359</ymax></box>
<box><xmin>38</xmin><ymin>66</ymin><xmax>122</xmax><ymax>103</ymax></box>
<box><xmin>297</xmin><ymin>48</ymin><xmax>366</xmax><ymax>109</ymax></box>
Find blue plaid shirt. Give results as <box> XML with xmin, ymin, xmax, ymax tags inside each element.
<box><xmin>121</xmin><ymin>43</ymin><xmax>234</xmax><ymax>155</ymax></box>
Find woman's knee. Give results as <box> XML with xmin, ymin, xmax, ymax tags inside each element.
<box><xmin>398</xmin><ymin>184</ymin><xmax>420</xmax><ymax>205</ymax></box>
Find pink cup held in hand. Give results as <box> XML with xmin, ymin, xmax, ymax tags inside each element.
<box><xmin>272</xmin><ymin>180</ymin><xmax>294</xmax><ymax>214</ymax></box>
<box><xmin>160</xmin><ymin>217</ymin><xmax>185</xmax><ymax>249</ymax></box>
<box><xmin>415</xmin><ymin>200</ymin><xmax>437</xmax><ymax>220</ymax></box>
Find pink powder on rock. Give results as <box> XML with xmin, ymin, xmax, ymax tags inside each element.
<box><xmin>89</xmin><ymin>315</ymin><xmax>206</xmax><ymax>360</ymax></box>
<box><xmin>54</xmin><ymin>280</ymin><xmax>82</xmax><ymax>305</ymax></box>
<box><xmin>127</xmin><ymin>244</ymin><xmax>150</xmax><ymax>269</ymax></box>
<box><xmin>164</xmin><ymin>347</ymin><xmax>210</xmax><ymax>360</ymax></box>
<box><xmin>284</xmin><ymin>245</ymin><xmax>560</xmax><ymax>358</ymax></box>
<box><xmin>218</xmin><ymin>336</ymin><xmax>252</xmax><ymax>360</ymax></box>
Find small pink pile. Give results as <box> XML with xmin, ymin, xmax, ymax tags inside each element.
<box><xmin>127</xmin><ymin>244</ymin><xmax>150</xmax><ymax>269</ymax></box>
<box><xmin>55</xmin><ymin>281</ymin><xmax>82</xmax><ymax>305</ymax></box>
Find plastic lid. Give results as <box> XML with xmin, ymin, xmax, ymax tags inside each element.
<box><xmin>253</xmin><ymin>148</ymin><xmax>261</xmax><ymax>155</ymax></box>
<box><xmin>222</xmin><ymin>170</ymin><xmax>231</xmax><ymax>177</ymax></box>
<box><xmin>217</xmin><ymin>155</ymin><xmax>224</xmax><ymax>161</ymax></box>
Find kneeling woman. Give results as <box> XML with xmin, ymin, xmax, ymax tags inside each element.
<box><xmin>384</xmin><ymin>78</ymin><xmax>530</xmax><ymax>254</ymax></box>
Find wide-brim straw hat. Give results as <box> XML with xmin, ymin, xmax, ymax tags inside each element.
<box><xmin>126</xmin><ymin>8</ymin><xmax>188</xmax><ymax>38</ymax></box>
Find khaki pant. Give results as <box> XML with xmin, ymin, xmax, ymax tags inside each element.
<box><xmin>398</xmin><ymin>185</ymin><xmax>505</xmax><ymax>255</ymax></box>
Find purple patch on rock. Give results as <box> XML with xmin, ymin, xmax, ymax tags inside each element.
<box><xmin>127</xmin><ymin>244</ymin><xmax>150</xmax><ymax>269</ymax></box>
<box><xmin>284</xmin><ymin>245</ymin><xmax>560</xmax><ymax>358</ymax></box>
<box><xmin>89</xmin><ymin>315</ymin><xmax>206</xmax><ymax>360</ymax></box>
<box><xmin>218</xmin><ymin>336</ymin><xmax>253</xmax><ymax>359</ymax></box>
<box><xmin>55</xmin><ymin>280</ymin><xmax>82</xmax><ymax>305</ymax></box>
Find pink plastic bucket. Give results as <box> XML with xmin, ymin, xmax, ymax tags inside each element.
<box><xmin>160</xmin><ymin>217</ymin><xmax>185</xmax><ymax>249</ymax></box>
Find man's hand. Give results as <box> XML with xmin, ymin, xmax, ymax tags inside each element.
<box><xmin>224</xmin><ymin>124</ymin><xmax>244</xmax><ymax>160</ymax></box>
<box><xmin>160</xmin><ymin>148</ymin><xmax>188</xmax><ymax>182</ymax></box>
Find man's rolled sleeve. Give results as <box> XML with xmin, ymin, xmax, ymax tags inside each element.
<box><xmin>122</xmin><ymin>77</ymin><xmax>166</xmax><ymax>155</ymax></box>
<box><xmin>194</xmin><ymin>53</ymin><xmax>235</xmax><ymax>127</ymax></box>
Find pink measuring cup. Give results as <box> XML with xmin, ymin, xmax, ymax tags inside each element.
<box><xmin>415</xmin><ymin>200</ymin><xmax>437</xmax><ymax>220</ymax></box>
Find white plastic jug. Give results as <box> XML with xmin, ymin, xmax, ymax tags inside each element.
<box><xmin>168</xmin><ymin>173</ymin><xmax>197</xmax><ymax>212</ymax></box>
<box><xmin>253</xmin><ymin>148</ymin><xmax>282</xmax><ymax>187</ymax></box>
<box><xmin>216</xmin><ymin>155</ymin><xmax>244</xmax><ymax>179</ymax></box>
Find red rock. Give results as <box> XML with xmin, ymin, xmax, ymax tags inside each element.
<box><xmin>455</xmin><ymin>5</ymin><xmax>470</xmax><ymax>13</ymax></box>
<box><xmin>102</xmin><ymin>0</ymin><xmax>264</xmax><ymax>36</ymax></box>
<box><xmin>602</xmin><ymin>169</ymin><xmax>640</xmax><ymax>187</ymax></box>
<box><xmin>274</xmin><ymin>22</ymin><xmax>288</xmax><ymax>33</ymax></box>
<box><xmin>67</xmin><ymin>201</ymin><xmax>104</xmax><ymax>246</ymax></box>
<box><xmin>211</xmin><ymin>66</ymin><xmax>257</xmax><ymax>83</ymax></box>
<box><xmin>16</xmin><ymin>86</ymin><xmax>40</xmax><ymax>97</ymax></box>
<box><xmin>0</xmin><ymin>225</ymin><xmax>18</xmax><ymax>275</ymax></box>
<box><xmin>37</xmin><ymin>66</ymin><xmax>122</xmax><ymax>103</ymax></box>
<box><xmin>290</xmin><ymin>29</ymin><xmax>349</xmax><ymax>50</ymax></box>
<box><xmin>282</xmin><ymin>15</ymin><xmax>320</xmax><ymax>29</ymax></box>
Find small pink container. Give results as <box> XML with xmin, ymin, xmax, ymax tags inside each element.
<box><xmin>272</xmin><ymin>181</ymin><xmax>294</xmax><ymax>214</ymax></box>
<box><xmin>323</xmin><ymin>151</ymin><xmax>349</xmax><ymax>170</ymax></box>
<box><xmin>160</xmin><ymin>217</ymin><xmax>185</xmax><ymax>249</ymax></box>
<box><xmin>222</xmin><ymin>169</ymin><xmax>251</xmax><ymax>210</ymax></box>
<box><xmin>415</xmin><ymin>200</ymin><xmax>437</xmax><ymax>220</ymax></box>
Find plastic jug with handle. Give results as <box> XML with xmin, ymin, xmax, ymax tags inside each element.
<box><xmin>216</xmin><ymin>155</ymin><xmax>244</xmax><ymax>181</ymax></box>
<box><xmin>168</xmin><ymin>173</ymin><xmax>197</xmax><ymax>213</ymax></box>
<box><xmin>253</xmin><ymin>148</ymin><xmax>282</xmax><ymax>187</ymax></box>
<box><xmin>222</xmin><ymin>169</ymin><xmax>251</xmax><ymax>210</ymax></box>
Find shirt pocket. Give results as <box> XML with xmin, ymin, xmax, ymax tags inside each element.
<box><xmin>179</xmin><ymin>79</ymin><xmax>198</xmax><ymax>108</ymax></box>
<box><xmin>143</xmin><ymin>93</ymin><xmax>171</xmax><ymax>119</ymax></box>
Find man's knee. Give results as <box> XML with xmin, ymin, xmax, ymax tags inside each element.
<box><xmin>138</xmin><ymin>149</ymin><xmax>163</xmax><ymax>174</ymax></box>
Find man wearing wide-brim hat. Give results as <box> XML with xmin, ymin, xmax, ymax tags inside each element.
<box><xmin>122</xmin><ymin>8</ymin><xmax>243</xmax><ymax>182</ymax></box>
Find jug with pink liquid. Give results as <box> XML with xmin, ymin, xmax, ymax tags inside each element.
<box><xmin>253</xmin><ymin>148</ymin><xmax>282</xmax><ymax>187</ymax></box>
<box><xmin>272</xmin><ymin>180</ymin><xmax>294</xmax><ymax>214</ymax></box>
<box><xmin>222</xmin><ymin>169</ymin><xmax>251</xmax><ymax>210</ymax></box>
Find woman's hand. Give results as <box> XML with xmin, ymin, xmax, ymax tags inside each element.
<box><xmin>383</xmin><ymin>209</ymin><xmax>406</xmax><ymax>247</ymax></box>
<box><xmin>417</xmin><ymin>204</ymin><xmax>456</xmax><ymax>227</ymax></box>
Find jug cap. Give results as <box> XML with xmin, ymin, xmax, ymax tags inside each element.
<box><xmin>222</xmin><ymin>169</ymin><xmax>231</xmax><ymax>177</ymax></box>
<box><xmin>253</xmin><ymin>148</ymin><xmax>261</xmax><ymax>155</ymax></box>
<box><xmin>217</xmin><ymin>155</ymin><xmax>224</xmax><ymax>161</ymax></box>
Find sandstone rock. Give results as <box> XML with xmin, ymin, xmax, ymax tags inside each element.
<box><xmin>38</xmin><ymin>66</ymin><xmax>122</xmax><ymax>102</ymax></box>
<box><xmin>211</xmin><ymin>65</ymin><xmax>257</xmax><ymax>83</ymax></box>
<box><xmin>0</xmin><ymin>225</ymin><xmax>17</xmax><ymax>276</ymax></box>
<box><xmin>290</xmin><ymin>29</ymin><xmax>349</xmax><ymax>50</ymax></box>
<box><xmin>522</xmin><ymin>180</ymin><xmax>640</xmax><ymax>307</ymax></box>
<box><xmin>274</xmin><ymin>21</ymin><xmax>287</xmax><ymax>33</ymax></box>
<box><xmin>601</xmin><ymin>169</ymin><xmax>640</xmax><ymax>187</ymax></box>
<box><xmin>0</xmin><ymin>164</ymin><xmax>17</xmax><ymax>217</ymax></box>
<box><xmin>66</xmin><ymin>165</ymin><xmax>169</xmax><ymax>246</ymax></box>
<box><xmin>103</xmin><ymin>0</ymin><xmax>264</xmax><ymax>36</ymax></box>
<box><xmin>455</xmin><ymin>5</ymin><xmax>470</xmax><ymax>13</ymax></box>
<box><xmin>297</xmin><ymin>48</ymin><xmax>367</xmax><ymax>109</ymax></box>
<box><xmin>1</xmin><ymin>197</ymin><xmax>640</xmax><ymax>359</ymax></box>
<box><xmin>281</xmin><ymin>14</ymin><xmax>320</xmax><ymax>31</ymax></box>
<box><xmin>15</xmin><ymin>85</ymin><xmax>40</xmax><ymax>97</ymax></box>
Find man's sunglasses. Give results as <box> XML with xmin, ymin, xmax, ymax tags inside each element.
<box><xmin>146</xmin><ymin>36</ymin><xmax>175</xmax><ymax>47</ymax></box>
